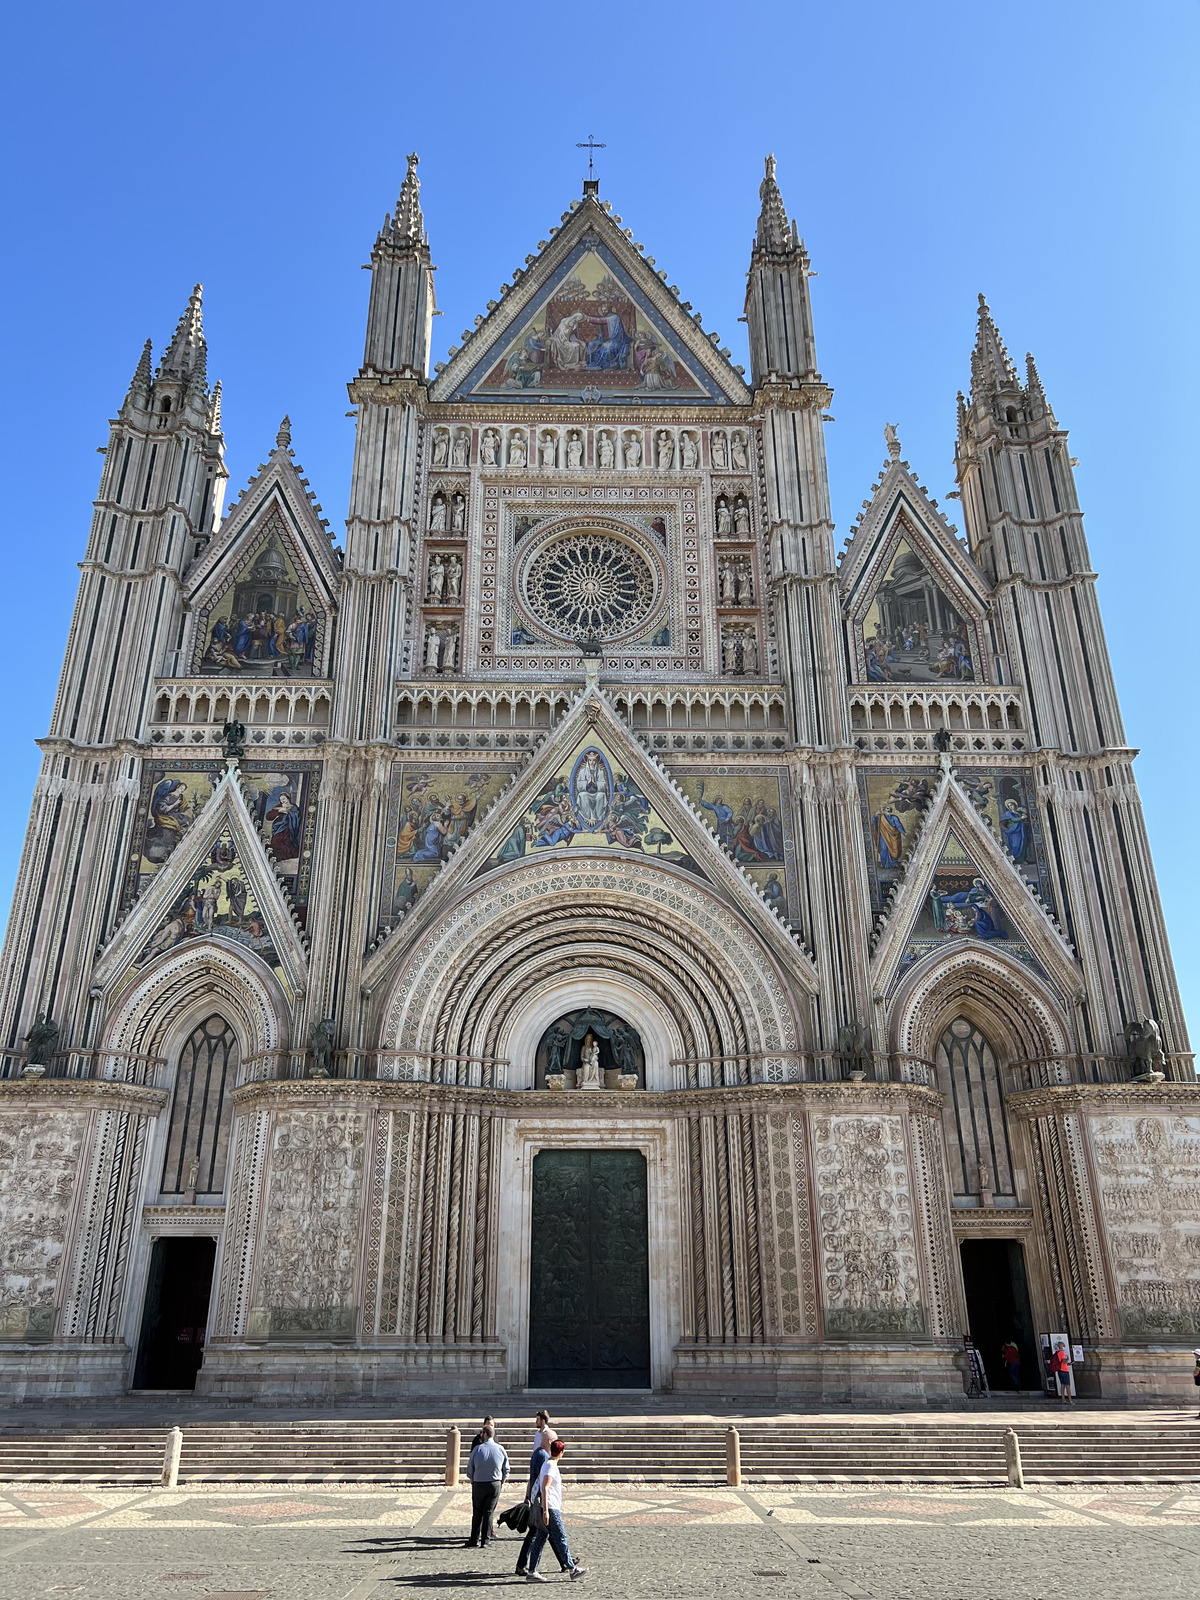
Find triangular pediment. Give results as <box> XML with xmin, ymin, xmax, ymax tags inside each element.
<box><xmin>840</xmin><ymin>452</ymin><xmax>991</xmax><ymax>687</ymax></box>
<box><xmin>182</xmin><ymin>438</ymin><xmax>338</xmax><ymax>679</ymax></box>
<box><xmin>92</xmin><ymin>762</ymin><xmax>308</xmax><ymax>1003</ymax></box>
<box><xmin>870</xmin><ymin>764</ymin><xmax>1076</xmax><ymax>1000</ymax></box>
<box><xmin>362</xmin><ymin>687</ymin><xmax>816</xmax><ymax>993</ymax></box>
<box><xmin>431</xmin><ymin>197</ymin><xmax>750</xmax><ymax>406</ymax></box>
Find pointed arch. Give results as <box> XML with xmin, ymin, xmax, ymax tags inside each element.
<box><xmin>888</xmin><ymin>942</ymin><xmax>1071</xmax><ymax>1065</ymax></box>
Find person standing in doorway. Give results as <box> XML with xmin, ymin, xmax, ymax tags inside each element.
<box><xmin>1050</xmin><ymin>1341</ymin><xmax>1073</xmax><ymax>1404</ymax></box>
<box><xmin>516</xmin><ymin>1410</ymin><xmax>558</xmax><ymax>1577</ymax></box>
<box><xmin>1001</xmin><ymin>1338</ymin><xmax>1021</xmax><ymax>1390</ymax></box>
<box><xmin>464</xmin><ymin>1422</ymin><xmax>509</xmax><ymax>1550</ymax></box>
<box><xmin>525</xmin><ymin>1439</ymin><xmax>586</xmax><ymax>1583</ymax></box>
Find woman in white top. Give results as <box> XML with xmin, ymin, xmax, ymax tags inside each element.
<box><xmin>525</xmin><ymin>1439</ymin><xmax>585</xmax><ymax>1582</ymax></box>
<box><xmin>516</xmin><ymin>1411</ymin><xmax>558</xmax><ymax>1576</ymax></box>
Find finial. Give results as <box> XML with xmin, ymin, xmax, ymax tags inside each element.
<box><xmin>208</xmin><ymin>379</ymin><xmax>222</xmax><ymax>434</ymax></box>
<box><xmin>755</xmin><ymin>153</ymin><xmax>792</xmax><ymax>255</ymax></box>
<box><xmin>276</xmin><ymin>415</ymin><xmax>292</xmax><ymax>449</ymax></box>
<box><xmin>884</xmin><ymin>422</ymin><xmax>901</xmax><ymax>461</ymax></box>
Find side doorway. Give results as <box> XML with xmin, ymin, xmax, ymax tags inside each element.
<box><xmin>132</xmin><ymin>1236</ymin><xmax>217</xmax><ymax>1390</ymax></box>
<box><xmin>959</xmin><ymin>1237</ymin><xmax>1038</xmax><ymax>1392</ymax></box>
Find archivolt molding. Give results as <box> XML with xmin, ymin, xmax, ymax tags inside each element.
<box><xmin>888</xmin><ymin>941</ymin><xmax>1071</xmax><ymax>1064</ymax></box>
<box><xmin>99</xmin><ymin>940</ymin><xmax>289</xmax><ymax>1067</ymax></box>
<box><xmin>378</xmin><ymin>854</ymin><xmax>803</xmax><ymax>1062</ymax></box>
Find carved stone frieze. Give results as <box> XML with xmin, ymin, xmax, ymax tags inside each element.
<box><xmin>0</xmin><ymin>1108</ymin><xmax>86</xmax><ymax>1327</ymax></box>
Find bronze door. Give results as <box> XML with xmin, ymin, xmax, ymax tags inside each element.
<box><xmin>528</xmin><ymin>1149</ymin><xmax>650</xmax><ymax>1389</ymax></box>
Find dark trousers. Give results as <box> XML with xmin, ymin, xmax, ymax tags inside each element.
<box><xmin>469</xmin><ymin>1480</ymin><xmax>502</xmax><ymax>1546</ymax></box>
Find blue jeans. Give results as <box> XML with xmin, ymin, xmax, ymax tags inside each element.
<box><xmin>527</xmin><ymin>1508</ymin><xmax>574</xmax><ymax>1574</ymax></box>
<box><xmin>517</xmin><ymin>1449</ymin><xmax>550</xmax><ymax>1571</ymax></box>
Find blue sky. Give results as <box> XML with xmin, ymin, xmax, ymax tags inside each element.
<box><xmin>1</xmin><ymin>2</ymin><xmax>1196</xmax><ymax>1032</ymax></box>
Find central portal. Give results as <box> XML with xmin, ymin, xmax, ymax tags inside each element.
<box><xmin>528</xmin><ymin>1149</ymin><xmax>650</xmax><ymax>1389</ymax></box>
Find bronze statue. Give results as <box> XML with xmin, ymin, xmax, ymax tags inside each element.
<box><xmin>1125</xmin><ymin>1017</ymin><xmax>1166</xmax><ymax>1081</ymax></box>
<box><xmin>221</xmin><ymin>718</ymin><xmax>246</xmax><ymax>759</ymax></box>
<box><xmin>23</xmin><ymin>1013</ymin><xmax>60</xmax><ymax>1068</ymax></box>
<box><xmin>836</xmin><ymin>1020</ymin><xmax>872</xmax><ymax>1080</ymax></box>
<box><xmin>310</xmin><ymin>1016</ymin><xmax>336</xmax><ymax>1078</ymax></box>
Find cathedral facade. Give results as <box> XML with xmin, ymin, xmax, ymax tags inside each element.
<box><xmin>0</xmin><ymin>156</ymin><xmax>1195</xmax><ymax>1404</ymax></box>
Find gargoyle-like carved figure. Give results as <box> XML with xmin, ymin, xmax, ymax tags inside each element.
<box><xmin>836</xmin><ymin>1020</ymin><xmax>872</xmax><ymax>1080</ymax></box>
<box><xmin>1125</xmin><ymin>1017</ymin><xmax>1166</xmax><ymax>1081</ymax></box>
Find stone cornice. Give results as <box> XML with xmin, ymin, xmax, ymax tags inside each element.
<box><xmin>951</xmin><ymin>1207</ymin><xmax>1035</xmax><ymax>1232</ymax></box>
<box><xmin>0</xmin><ymin>1079</ymin><xmax>168</xmax><ymax>1116</ymax></box>
<box><xmin>231</xmin><ymin>1078</ymin><xmax>943</xmax><ymax>1119</ymax></box>
<box><xmin>1005</xmin><ymin>1082</ymin><xmax>1200</xmax><ymax>1119</ymax></box>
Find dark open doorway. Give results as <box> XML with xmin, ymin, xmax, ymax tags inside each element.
<box><xmin>960</xmin><ymin>1238</ymin><xmax>1038</xmax><ymax>1391</ymax></box>
<box><xmin>132</xmin><ymin>1237</ymin><xmax>216</xmax><ymax>1390</ymax></box>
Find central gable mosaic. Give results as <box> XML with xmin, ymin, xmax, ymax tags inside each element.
<box><xmin>451</xmin><ymin>241</ymin><xmax>724</xmax><ymax>403</ymax></box>
<box><xmin>192</xmin><ymin>511</ymin><xmax>327</xmax><ymax>679</ymax></box>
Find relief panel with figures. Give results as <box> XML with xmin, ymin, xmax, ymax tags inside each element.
<box><xmin>0</xmin><ymin>1110</ymin><xmax>86</xmax><ymax>1336</ymax></box>
<box><xmin>1090</xmin><ymin>1113</ymin><xmax>1200</xmax><ymax>1338</ymax></box>
<box><xmin>811</xmin><ymin>1113</ymin><xmax>925</xmax><ymax>1337</ymax></box>
<box><xmin>191</xmin><ymin>510</ymin><xmax>328</xmax><ymax>678</ymax></box>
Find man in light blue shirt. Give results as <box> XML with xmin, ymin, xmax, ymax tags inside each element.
<box><xmin>465</xmin><ymin>1423</ymin><xmax>510</xmax><ymax>1549</ymax></box>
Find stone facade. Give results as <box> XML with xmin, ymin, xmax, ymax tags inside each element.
<box><xmin>0</xmin><ymin>156</ymin><xmax>1192</xmax><ymax>1404</ymax></box>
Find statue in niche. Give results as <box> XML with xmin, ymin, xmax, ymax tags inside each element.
<box><xmin>736</xmin><ymin>557</ymin><xmax>753</xmax><ymax>604</ymax></box>
<box><xmin>566</xmin><ymin>431</ymin><xmax>584</xmax><ymax>469</ymax></box>
<box><xmin>597</xmin><ymin>432</ymin><xmax>615</xmax><ymax>469</ymax></box>
<box><xmin>710</xmin><ymin>430</ymin><xmax>728</xmax><ymax>470</ymax></box>
<box><xmin>184</xmin><ymin>1158</ymin><xmax>201</xmax><ymax>1195</ymax></box>
<box><xmin>719</xmin><ymin>558</ymin><xmax>736</xmax><ymax>603</ymax></box>
<box><xmin>546</xmin><ymin>1021</ymin><xmax>572</xmax><ymax>1077</ymax></box>
<box><xmin>734</xmin><ymin>498</ymin><xmax>751</xmax><ymax>536</ymax></box>
<box><xmin>679</xmin><ymin>432</ymin><xmax>699</xmax><ymax>470</ymax></box>
<box><xmin>451</xmin><ymin>492</ymin><xmax>466</xmax><ymax>532</ymax></box>
<box><xmin>578</xmin><ymin>1032</ymin><xmax>603</xmax><ymax>1089</ymax></box>
<box><xmin>1125</xmin><ymin>1017</ymin><xmax>1167</xmax><ymax>1081</ymax></box>
<box><xmin>508</xmin><ymin>431</ymin><xmax>528</xmax><ymax>468</ymax></box>
<box><xmin>431</xmin><ymin>430</ymin><xmax>449</xmax><ymax>467</ymax></box>
<box><xmin>741</xmin><ymin>630</ymin><xmax>759</xmax><ymax>674</ymax></box>
<box><xmin>426</xmin><ymin>553</ymin><xmax>445</xmax><ymax>601</ymax></box>
<box><xmin>446</xmin><ymin>553</ymin><xmax>462</xmax><ymax>600</ymax></box>
<box><xmin>611</xmin><ymin>1024</ymin><xmax>639</xmax><ymax>1079</ymax></box>
<box><xmin>721</xmin><ymin>629</ymin><xmax>740</xmax><ymax>675</ymax></box>
<box><xmin>444</xmin><ymin>627</ymin><xmax>459</xmax><ymax>668</ymax></box>
<box><xmin>715</xmin><ymin>498</ymin><xmax>733</xmax><ymax>537</ymax></box>
<box><xmin>451</xmin><ymin>430</ymin><xmax>470</xmax><ymax>467</ymax></box>
<box><xmin>310</xmin><ymin>1017</ymin><xmax>336</xmax><ymax>1078</ymax></box>
<box><xmin>836</xmin><ymin>1021</ymin><xmax>872</xmax><ymax>1081</ymax></box>
<box><xmin>539</xmin><ymin>432</ymin><xmax>558</xmax><ymax>468</ymax></box>
<box><xmin>480</xmin><ymin>428</ymin><xmax>499</xmax><ymax>466</ymax></box>
<box><xmin>977</xmin><ymin>1161</ymin><xmax>995</xmax><ymax>1206</ymax></box>
<box><xmin>23</xmin><ymin>1013</ymin><xmax>59</xmax><ymax>1070</ymax></box>
<box><xmin>730</xmin><ymin>432</ymin><xmax>749</xmax><ymax>470</ymax></box>
<box><xmin>424</xmin><ymin>626</ymin><xmax>443</xmax><ymax>671</ymax></box>
<box><xmin>429</xmin><ymin>495</ymin><xmax>447</xmax><ymax>532</ymax></box>
<box><xmin>624</xmin><ymin>431</ymin><xmax>642</xmax><ymax>468</ymax></box>
<box><xmin>655</xmin><ymin>430</ymin><xmax>675</xmax><ymax>469</ymax></box>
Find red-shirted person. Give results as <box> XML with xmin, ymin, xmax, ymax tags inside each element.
<box><xmin>1050</xmin><ymin>1342</ymin><xmax>1073</xmax><ymax>1403</ymax></box>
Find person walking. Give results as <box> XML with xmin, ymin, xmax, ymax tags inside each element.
<box><xmin>1001</xmin><ymin>1338</ymin><xmax>1021</xmax><ymax>1390</ymax></box>
<box><xmin>516</xmin><ymin>1410</ymin><xmax>559</xmax><ymax>1577</ymax></box>
<box><xmin>1050</xmin><ymin>1341</ymin><xmax>1073</xmax><ymax>1404</ymax></box>
<box><xmin>464</xmin><ymin>1422</ymin><xmax>509</xmax><ymax>1550</ymax></box>
<box><xmin>525</xmin><ymin>1439</ymin><xmax>585</xmax><ymax>1583</ymax></box>
<box><xmin>1192</xmin><ymin>1349</ymin><xmax>1200</xmax><ymax>1417</ymax></box>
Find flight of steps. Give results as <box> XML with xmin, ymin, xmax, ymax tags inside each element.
<box><xmin>0</xmin><ymin>1418</ymin><xmax>1198</xmax><ymax>1484</ymax></box>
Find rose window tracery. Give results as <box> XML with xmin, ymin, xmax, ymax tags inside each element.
<box><xmin>522</xmin><ymin>531</ymin><xmax>658</xmax><ymax>640</ymax></box>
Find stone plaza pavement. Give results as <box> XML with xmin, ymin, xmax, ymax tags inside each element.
<box><xmin>1</xmin><ymin>1481</ymin><xmax>1199</xmax><ymax>1599</ymax></box>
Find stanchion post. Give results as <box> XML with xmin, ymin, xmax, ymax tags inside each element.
<box><xmin>1004</xmin><ymin>1428</ymin><xmax>1025</xmax><ymax>1489</ymax></box>
<box><xmin>160</xmin><ymin>1426</ymin><xmax>183</xmax><ymax>1489</ymax></box>
<box><xmin>725</xmin><ymin>1425</ymin><xmax>742</xmax><ymax>1486</ymax></box>
<box><xmin>445</xmin><ymin>1425</ymin><xmax>461</xmax><ymax>1486</ymax></box>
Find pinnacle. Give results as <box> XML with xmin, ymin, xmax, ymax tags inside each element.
<box><xmin>159</xmin><ymin>283</ymin><xmax>206</xmax><ymax>380</ymax></box>
<box><xmin>970</xmin><ymin>292</ymin><xmax>1018</xmax><ymax>398</ymax></box>
<box><xmin>127</xmin><ymin>337</ymin><xmax>153</xmax><ymax>400</ymax></box>
<box><xmin>754</xmin><ymin>152</ymin><xmax>794</xmax><ymax>255</ymax></box>
<box><xmin>276</xmin><ymin>415</ymin><xmax>292</xmax><ymax>450</ymax></box>
<box><xmin>389</xmin><ymin>151</ymin><xmax>424</xmax><ymax>246</ymax></box>
<box><xmin>208</xmin><ymin>379</ymin><xmax>223</xmax><ymax>434</ymax></box>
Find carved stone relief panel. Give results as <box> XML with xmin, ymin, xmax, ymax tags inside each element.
<box><xmin>765</xmin><ymin>1110</ymin><xmax>818</xmax><ymax>1337</ymax></box>
<box><xmin>1090</xmin><ymin>1113</ymin><xmax>1200</xmax><ymax>1338</ymax></box>
<box><xmin>811</xmin><ymin>1113</ymin><xmax>924</xmax><ymax>1338</ymax></box>
<box><xmin>0</xmin><ymin>1109</ymin><xmax>86</xmax><ymax>1336</ymax></box>
<box><xmin>250</xmin><ymin>1109</ymin><xmax>367</xmax><ymax>1339</ymax></box>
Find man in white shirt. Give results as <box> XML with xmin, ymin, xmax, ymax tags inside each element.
<box><xmin>525</xmin><ymin>1438</ymin><xmax>586</xmax><ymax>1582</ymax></box>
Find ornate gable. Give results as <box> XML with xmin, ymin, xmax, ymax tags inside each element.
<box><xmin>183</xmin><ymin>426</ymin><xmax>338</xmax><ymax>679</ymax></box>
<box><xmin>94</xmin><ymin>761</ymin><xmax>309</xmax><ymax>1004</ymax></box>
<box><xmin>430</xmin><ymin>197</ymin><xmax>751</xmax><ymax>406</ymax></box>
<box><xmin>841</xmin><ymin>440</ymin><xmax>990</xmax><ymax>687</ymax></box>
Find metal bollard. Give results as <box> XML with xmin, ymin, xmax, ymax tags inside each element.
<box><xmin>445</xmin><ymin>1425</ymin><xmax>461</xmax><ymax>1487</ymax></box>
<box><xmin>1004</xmin><ymin>1427</ymin><xmax>1025</xmax><ymax>1489</ymax></box>
<box><xmin>725</xmin><ymin>1425</ymin><xmax>742</xmax><ymax>1486</ymax></box>
<box><xmin>160</xmin><ymin>1426</ymin><xmax>183</xmax><ymax>1489</ymax></box>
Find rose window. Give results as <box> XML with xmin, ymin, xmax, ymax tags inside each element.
<box><xmin>523</xmin><ymin>532</ymin><xmax>658</xmax><ymax>640</ymax></box>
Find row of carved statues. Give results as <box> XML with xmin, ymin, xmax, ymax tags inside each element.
<box><xmin>720</xmin><ymin>625</ymin><xmax>760</xmax><ymax>676</ymax></box>
<box><xmin>429</xmin><ymin>425</ymin><xmax>751</xmax><ymax>472</ymax></box>
<box><xmin>422</xmin><ymin>623</ymin><xmax>460</xmax><ymax>673</ymax></box>
<box><xmin>425</xmin><ymin>551</ymin><xmax>463</xmax><ymax>602</ymax></box>
<box><xmin>718</xmin><ymin>556</ymin><xmax>755</xmax><ymax>605</ymax></box>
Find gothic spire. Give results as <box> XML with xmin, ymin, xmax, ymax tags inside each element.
<box><xmin>970</xmin><ymin>293</ymin><xmax>1018</xmax><ymax>398</ymax></box>
<box><xmin>126</xmin><ymin>338</ymin><xmax>153</xmax><ymax>407</ymax></box>
<box><xmin>158</xmin><ymin>284</ymin><xmax>206</xmax><ymax>379</ymax></box>
<box><xmin>754</xmin><ymin>153</ymin><xmax>795</xmax><ymax>256</ymax></box>
<box><xmin>207</xmin><ymin>378</ymin><xmax>223</xmax><ymax>435</ymax></box>
<box><xmin>389</xmin><ymin>153</ymin><xmax>424</xmax><ymax>247</ymax></box>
